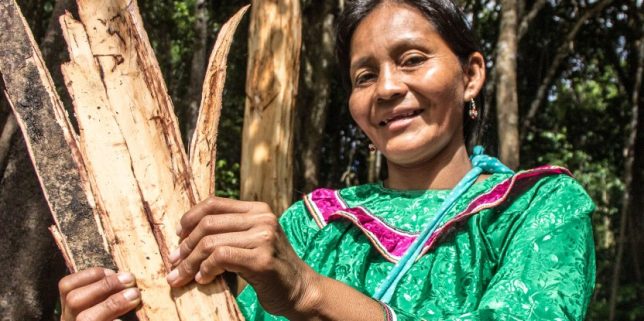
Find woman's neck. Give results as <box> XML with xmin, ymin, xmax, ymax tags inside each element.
<box><xmin>384</xmin><ymin>142</ymin><xmax>472</xmax><ymax>190</ymax></box>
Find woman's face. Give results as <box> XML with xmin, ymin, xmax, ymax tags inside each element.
<box><xmin>348</xmin><ymin>2</ymin><xmax>482</xmax><ymax>167</ymax></box>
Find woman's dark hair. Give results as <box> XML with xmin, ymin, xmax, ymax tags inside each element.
<box><xmin>336</xmin><ymin>0</ymin><xmax>486</xmax><ymax>151</ymax></box>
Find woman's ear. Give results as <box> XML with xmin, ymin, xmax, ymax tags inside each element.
<box><xmin>463</xmin><ymin>52</ymin><xmax>486</xmax><ymax>101</ymax></box>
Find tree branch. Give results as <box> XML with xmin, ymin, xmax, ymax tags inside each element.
<box><xmin>517</xmin><ymin>0</ymin><xmax>546</xmax><ymax>42</ymax></box>
<box><xmin>520</xmin><ymin>0</ymin><xmax>614</xmax><ymax>140</ymax></box>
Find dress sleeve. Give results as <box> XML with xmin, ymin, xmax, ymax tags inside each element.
<box><xmin>380</xmin><ymin>175</ymin><xmax>596</xmax><ymax>321</ymax></box>
<box><xmin>450</xmin><ymin>175</ymin><xmax>595</xmax><ymax>320</ymax></box>
<box><xmin>279</xmin><ymin>200</ymin><xmax>321</xmax><ymax>257</ymax></box>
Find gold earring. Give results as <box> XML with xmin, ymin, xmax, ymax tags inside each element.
<box><xmin>468</xmin><ymin>98</ymin><xmax>478</xmax><ymax>120</ymax></box>
<box><xmin>368</xmin><ymin>144</ymin><xmax>377</xmax><ymax>152</ymax></box>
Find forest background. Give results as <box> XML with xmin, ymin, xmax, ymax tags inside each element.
<box><xmin>0</xmin><ymin>0</ymin><xmax>641</xmax><ymax>320</ymax></box>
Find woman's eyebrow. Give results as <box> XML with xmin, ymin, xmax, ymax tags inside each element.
<box><xmin>389</xmin><ymin>37</ymin><xmax>431</xmax><ymax>55</ymax></box>
<box><xmin>350</xmin><ymin>56</ymin><xmax>374</xmax><ymax>73</ymax></box>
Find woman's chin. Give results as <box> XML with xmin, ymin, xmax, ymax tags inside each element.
<box><xmin>382</xmin><ymin>146</ymin><xmax>432</xmax><ymax>167</ymax></box>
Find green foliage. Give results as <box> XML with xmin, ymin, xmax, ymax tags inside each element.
<box><xmin>215</xmin><ymin>160</ymin><xmax>240</xmax><ymax>199</ymax></box>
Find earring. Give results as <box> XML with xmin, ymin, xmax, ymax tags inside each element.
<box><xmin>368</xmin><ymin>144</ymin><xmax>377</xmax><ymax>152</ymax></box>
<box><xmin>468</xmin><ymin>98</ymin><xmax>478</xmax><ymax>120</ymax></box>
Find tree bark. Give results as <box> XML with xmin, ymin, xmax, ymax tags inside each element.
<box><xmin>0</xmin><ymin>119</ymin><xmax>67</xmax><ymax>321</ymax></box>
<box><xmin>57</xmin><ymin>0</ymin><xmax>243</xmax><ymax>318</ymax></box>
<box><xmin>1</xmin><ymin>0</ymin><xmax>246</xmax><ymax>319</ymax></box>
<box><xmin>494</xmin><ymin>0</ymin><xmax>520</xmax><ymax>169</ymax></box>
<box><xmin>190</xmin><ymin>5</ymin><xmax>249</xmax><ymax>200</ymax></box>
<box><xmin>0</xmin><ymin>0</ymin><xmax>115</xmax><ymax>272</ymax></box>
<box><xmin>0</xmin><ymin>1</ymin><xmax>96</xmax><ymax>320</ymax></box>
<box><xmin>294</xmin><ymin>0</ymin><xmax>336</xmax><ymax>194</ymax></box>
<box><xmin>241</xmin><ymin>0</ymin><xmax>302</xmax><ymax>215</ymax></box>
<box><xmin>608</xmin><ymin>31</ymin><xmax>643</xmax><ymax>321</ymax></box>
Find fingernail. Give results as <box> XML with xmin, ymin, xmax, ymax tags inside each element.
<box><xmin>123</xmin><ymin>288</ymin><xmax>140</xmax><ymax>301</ymax></box>
<box><xmin>169</xmin><ymin>248</ymin><xmax>181</xmax><ymax>264</ymax></box>
<box><xmin>166</xmin><ymin>269</ymin><xmax>179</xmax><ymax>284</ymax></box>
<box><xmin>175</xmin><ymin>224</ymin><xmax>182</xmax><ymax>236</ymax></box>
<box><xmin>117</xmin><ymin>272</ymin><xmax>135</xmax><ymax>285</ymax></box>
<box><xmin>104</xmin><ymin>269</ymin><xmax>116</xmax><ymax>276</ymax></box>
<box><xmin>195</xmin><ymin>272</ymin><xmax>204</xmax><ymax>284</ymax></box>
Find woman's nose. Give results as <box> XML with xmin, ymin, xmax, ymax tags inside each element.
<box><xmin>375</xmin><ymin>67</ymin><xmax>406</xmax><ymax>102</ymax></box>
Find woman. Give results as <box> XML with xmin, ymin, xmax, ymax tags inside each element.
<box><xmin>58</xmin><ymin>0</ymin><xmax>596</xmax><ymax>320</ymax></box>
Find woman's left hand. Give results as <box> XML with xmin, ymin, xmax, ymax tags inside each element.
<box><xmin>166</xmin><ymin>196</ymin><xmax>320</xmax><ymax>317</ymax></box>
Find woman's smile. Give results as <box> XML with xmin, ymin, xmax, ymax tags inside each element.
<box><xmin>378</xmin><ymin>108</ymin><xmax>425</xmax><ymax>130</ymax></box>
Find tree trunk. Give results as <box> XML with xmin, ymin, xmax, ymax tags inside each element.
<box><xmin>184</xmin><ymin>0</ymin><xmax>209</xmax><ymax>142</ymax></box>
<box><xmin>241</xmin><ymin>0</ymin><xmax>302</xmax><ymax>215</ymax></box>
<box><xmin>495</xmin><ymin>0</ymin><xmax>520</xmax><ymax>169</ymax></box>
<box><xmin>294</xmin><ymin>0</ymin><xmax>336</xmax><ymax>194</ymax></box>
<box><xmin>608</xmin><ymin>31</ymin><xmax>643</xmax><ymax>321</ymax></box>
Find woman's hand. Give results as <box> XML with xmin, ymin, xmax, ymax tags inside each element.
<box><xmin>58</xmin><ymin>267</ymin><xmax>140</xmax><ymax>321</ymax></box>
<box><xmin>166</xmin><ymin>197</ymin><xmax>321</xmax><ymax>318</ymax></box>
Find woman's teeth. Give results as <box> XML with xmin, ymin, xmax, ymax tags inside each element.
<box><xmin>380</xmin><ymin>110</ymin><xmax>423</xmax><ymax>126</ymax></box>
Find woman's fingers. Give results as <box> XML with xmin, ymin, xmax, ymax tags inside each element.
<box><xmin>196</xmin><ymin>247</ymin><xmax>257</xmax><ymax>285</ymax></box>
<box><xmin>167</xmin><ymin>230</ymin><xmax>260</xmax><ymax>287</ymax></box>
<box><xmin>59</xmin><ymin>267</ymin><xmax>115</xmax><ymax>305</ymax></box>
<box><xmin>74</xmin><ymin>288</ymin><xmax>141</xmax><ymax>321</ymax></box>
<box><xmin>178</xmin><ymin>197</ymin><xmax>271</xmax><ymax>237</ymax></box>
<box><xmin>65</xmin><ymin>272</ymin><xmax>136</xmax><ymax>314</ymax></box>
<box><xmin>171</xmin><ymin>212</ymin><xmax>275</xmax><ymax>264</ymax></box>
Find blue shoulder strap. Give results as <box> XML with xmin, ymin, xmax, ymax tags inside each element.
<box><xmin>373</xmin><ymin>146</ymin><xmax>513</xmax><ymax>303</ymax></box>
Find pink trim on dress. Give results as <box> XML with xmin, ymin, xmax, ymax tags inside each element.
<box><xmin>304</xmin><ymin>165</ymin><xmax>572</xmax><ymax>263</ymax></box>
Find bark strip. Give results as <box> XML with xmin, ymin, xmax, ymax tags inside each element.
<box><xmin>0</xmin><ymin>0</ymin><xmax>114</xmax><ymax>272</ymax></box>
<box><xmin>58</xmin><ymin>0</ymin><xmax>245</xmax><ymax>319</ymax></box>
<box><xmin>190</xmin><ymin>5</ymin><xmax>250</xmax><ymax>198</ymax></box>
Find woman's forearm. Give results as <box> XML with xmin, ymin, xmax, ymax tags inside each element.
<box><xmin>284</xmin><ymin>272</ymin><xmax>385</xmax><ymax>321</ymax></box>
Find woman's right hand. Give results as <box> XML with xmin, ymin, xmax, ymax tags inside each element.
<box><xmin>58</xmin><ymin>267</ymin><xmax>141</xmax><ymax>321</ymax></box>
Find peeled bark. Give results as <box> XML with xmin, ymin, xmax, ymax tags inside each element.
<box><xmin>241</xmin><ymin>0</ymin><xmax>302</xmax><ymax>214</ymax></box>
<box><xmin>494</xmin><ymin>0</ymin><xmax>520</xmax><ymax>170</ymax></box>
<box><xmin>2</xmin><ymin>0</ymin><xmax>247</xmax><ymax>320</ymax></box>
<box><xmin>58</xmin><ymin>0</ymin><xmax>244</xmax><ymax>319</ymax></box>
<box><xmin>190</xmin><ymin>6</ymin><xmax>249</xmax><ymax>198</ymax></box>
<box><xmin>0</xmin><ymin>0</ymin><xmax>115</xmax><ymax>273</ymax></box>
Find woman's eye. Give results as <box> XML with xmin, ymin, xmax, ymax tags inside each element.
<box><xmin>355</xmin><ymin>72</ymin><xmax>376</xmax><ymax>86</ymax></box>
<box><xmin>402</xmin><ymin>55</ymin><xmax>426</xmax><ymax>67</ymax></box>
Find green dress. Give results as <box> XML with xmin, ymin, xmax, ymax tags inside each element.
<box><xmin>237</xmin><ymin>166</ymin><xmax>596</xmax><ymax>320</ymax></box>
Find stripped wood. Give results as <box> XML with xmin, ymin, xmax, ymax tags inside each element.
<box><xmin>190</xmin><ymin>5</ymin><xmax>250</xmax><ymax>198</ymax></box>
<box><xmin>241</xmin><ymin>0</ymin><xmax>302</xmax><ymax>215</ymax></box>
<box><xmin>58</xmin><ymin>0</ymin><xmax>246</xmax><ymax>319</ymax></box>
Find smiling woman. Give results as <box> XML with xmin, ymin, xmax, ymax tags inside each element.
<box><xmin>346</xmin><ymin>1</ymin><xmax>484</xmax><ymax>189</ymax></box>
<box><xmin>57</xmin><ymin>0</ymin><xmax>596</xmax><ymax>320</ymax></box>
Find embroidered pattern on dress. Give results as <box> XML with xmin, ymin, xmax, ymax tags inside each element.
<box><xmin>303</xmin><ymin>165</ymin><xmax>572</xmax><ymax>263</ymax></box>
